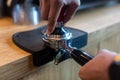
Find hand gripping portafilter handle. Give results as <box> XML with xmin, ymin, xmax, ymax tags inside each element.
<box><xmin>70</xmin><ymin>49</ymin><xmax>94</xmax><ymax>66</ymax></box>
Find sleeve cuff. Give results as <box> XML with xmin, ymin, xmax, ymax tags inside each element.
<box><xmin>109</xmin><ymin>54</ymin><xmax>120</xmax><ymax>80</ymax></box>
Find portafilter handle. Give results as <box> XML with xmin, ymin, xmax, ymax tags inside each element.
<box><xmin>70</xmin><ymin>49</ymin><xmax>93</xmax><ymax>66</ymax></box>
<box><xmin>66</xmin><ymin>45</ymin><xmax>94</xmax><ymax>66</ymax></box>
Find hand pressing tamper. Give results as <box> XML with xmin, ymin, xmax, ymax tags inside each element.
<box><xmin>12</xmin><ymin>9</ymin><xmax>93</xmax><ymax>67</ymax></box>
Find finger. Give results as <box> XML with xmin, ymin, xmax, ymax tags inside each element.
<box><xmin>64</xmin><ymin>2</ymin><xmax>80</xmax><ymax>23</ymax></box>
<box><xmin>47</xmin><ymin>0</ymin><xmax>64</xmax><ymax>34</ymax></box>
<box><xmin>40</xmin><ymin>0</ymin><xmax>50</xmax><ymax>20</ymax></box>
<box><xmin>97</xmin><ymin>49</ymin><xmax>117</xmax><ymax>67</ymax></box>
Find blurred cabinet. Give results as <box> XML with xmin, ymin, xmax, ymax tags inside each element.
<box><xmin>100</xmin><ymin>34</ymin><xmax>120</xmax><ymax>53</ymax></box>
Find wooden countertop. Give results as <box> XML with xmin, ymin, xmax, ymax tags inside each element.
<box><xmin>1</xmin><ymin>4</ymin><xmax>120</xmax><ymax>80</ymax></box>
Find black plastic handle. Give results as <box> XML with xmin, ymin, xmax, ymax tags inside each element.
<box><xmin>71</xmin><ymin>49</ymin><xmax>93</xmax><ymax>66</ymax></box>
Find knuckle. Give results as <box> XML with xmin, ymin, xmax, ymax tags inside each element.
<box><xmin>48</xmin><ymin>17</ymin><xmax>56</xmax><ymax>22</ymax></box>
<box><xmin>52</xmin><ymin>0</ymin><xmax>64</xmax><ymax>6</ymax></box>
<box><xmin>48</xmin><ymin>17</ymin><xmax>56</xmax><ymax>26</ymax></box>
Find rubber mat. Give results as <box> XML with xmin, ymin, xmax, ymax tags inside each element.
<box><xmin>12</xmin><ymin>26</ymin><xmax>88</xmax><ymax>66</ymax></box>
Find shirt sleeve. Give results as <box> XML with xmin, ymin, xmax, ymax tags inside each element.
<box><xmin>109</xmin><ymin>54</ymin><xmax>120</xmax><ymax>80</ymax></box>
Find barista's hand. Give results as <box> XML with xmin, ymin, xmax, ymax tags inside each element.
<box><xmin>40</xmin><ymin>0</ymin><xmax>80</xmax><ymax>34</ymax></box>
<box><xmin>79</xmin><ymin>49</ymin><xmax>117</xmax><ymax>80</ymax></box>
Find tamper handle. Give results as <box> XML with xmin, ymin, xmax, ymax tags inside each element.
<box><xmin>71</xmin><ymin>49</ymin><xmax>93</xmax><ymax>66</ymax></box>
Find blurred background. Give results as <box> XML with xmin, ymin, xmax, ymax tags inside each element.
<box><xmin>0</xmin><ymin>0</ymin><xmax>120</xmax><ymax>25</ymax></box>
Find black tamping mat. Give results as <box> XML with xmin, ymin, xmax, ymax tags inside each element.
<box><xmin>12</xmin><ymin>26</ymin><xmax>88</xmax><ymax>67</ymax></box>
